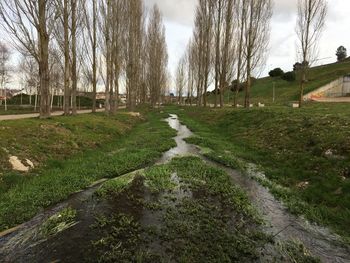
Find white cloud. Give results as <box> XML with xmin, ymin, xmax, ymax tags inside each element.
<box><xmin>144</xmin><ymin>0</ymin><xmax>197</xmax><ymax>26</ymax></box>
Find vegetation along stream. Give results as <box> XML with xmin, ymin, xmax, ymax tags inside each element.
<box><xmin>0</xmin><ymin>114</ymin><xmax>349</xmax><ymax>262</ymax></box>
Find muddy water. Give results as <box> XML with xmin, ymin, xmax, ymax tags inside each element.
<box><xmin>1</xmin><ymin>114</ymin><xmax>349</xmax><ymax>262</ymax></box>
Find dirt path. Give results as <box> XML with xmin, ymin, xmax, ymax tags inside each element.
<box><xmin>0</xmin><ymin>109</ymin><xmax>106</xmax><ymax>121</ymax></box>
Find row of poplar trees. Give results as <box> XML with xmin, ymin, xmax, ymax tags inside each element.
<box><xmin>176</xmin><ymin>0</ymin><xmax>273</xmax><ymax>108</ymax></box>
<box><xmin>0</xmin><ymin>0</ymin><xmax>168</xmax><ymax>118</ymax></box>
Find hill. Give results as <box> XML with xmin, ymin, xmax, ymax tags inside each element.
<box><xmin>217</xmin><ymin>59</ymin><xmax>350</xmax><ymax>105</ymax></box>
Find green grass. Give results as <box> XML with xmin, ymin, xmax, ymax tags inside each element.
<box><xmin>40</xmin><ymin>207</ymin><xmax>77</xmax><ymax>238</ymax></box>
<box><xmin>0</xmin><ymin>112</ymin><xmax>137</xmax><ymax>172</ymax></box>
<box><xmin>212</xmin><ymin>60</ymin><xmax>350</xmax><ymax>105</ymax></box>
<box><xmin>0</xmin><ymin>105</ymin><xmax>38</xmax><ymax>115</ymax></box>
<box><xmin>91</xmin><ymin>156</ymin><xmax>319</xmax><ymax>262</ymax></box>
<box><xmin>0</xmin><ymin>110</ymin><xmax>176</xmax><ymax>232</ymax></box>
<box><xmin>164</xmin><ymin>104</ymin><xmax>350</xmax><ymax>243</ymax></box>
<box><xmin>93</xmin><ymin>157</ymin><xmax>268</xmax><ymax>262</ymax></box>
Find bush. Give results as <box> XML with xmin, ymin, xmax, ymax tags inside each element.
<box><xmin>281</xmin><ymin>71</ymin><xmax>296</xmax><ymax>82</ymax></box>
<box><xmin>269</xmin><ymin>68</ymin><xmax>284</xmax><ymax>77</ymax></box>
<box><xmin>293</xmin><ymin>61</ymin><xmax>309</xmax><ymax>71</ymax></box>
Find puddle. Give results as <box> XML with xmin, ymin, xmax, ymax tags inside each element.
<box><xmin>1</xmin><ymin>114</ymin><xmax>349</xmax><ymax>262</ymax></box>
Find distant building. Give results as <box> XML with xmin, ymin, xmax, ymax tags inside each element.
<box><xmin>0</xmin><ymin>89</ymin><xmax>22</xmax><ymax>100</ymax></box>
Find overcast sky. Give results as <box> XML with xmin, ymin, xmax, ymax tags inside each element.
<box><xmin>144</xmin><ymin>0</ymin><xmax>350</xmax><ymax>81</ymax></box>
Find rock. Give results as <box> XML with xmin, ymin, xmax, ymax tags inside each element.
<box><xmin>325</xmin><ymin>149</ymin><xmax>333</xmax><ymax>157</ymax></box>
<box><xmin>297</xmin><ymin>181</ymin><xmax>309</xmax><ymax>189</ymax></box>
<box><xmin>9</xmin><ymin>156</ymin><xmax>30</xmax><ymax>172</ymax></box>
<box><xmin>26</xmin><ymin>159</ymin><xmax>35</xmax><ymax>168</ymax></box>
<box><xmin>324</xmin><ymin>149</ymin><xmax>345</xmax><ymax>160</ymax></box>
<box><xmin>127</xmin><ymin>112</ymin><xmax>141</xmax><ymax>117</ymax></box>
<box><xmin>334</xmin><ymin>187</ymin><xmax>343</xmax><ymax>195</ymax></box>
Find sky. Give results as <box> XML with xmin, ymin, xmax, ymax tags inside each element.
<box><xmin>144</xmin><ymin>0</ymin><xmax>350</xmax><ymax>82</ymax></box>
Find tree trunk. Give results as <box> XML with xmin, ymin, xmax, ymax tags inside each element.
<box><xmin>105</xmin><ymin>1</ymin><xmax>111</xmax><ymax>114</ymax></box>
<box><xmin>38</xmin><ymin>0</ymin><xmax>50</xmax><ymax>118</ymax></box>
<box><xmin>63</xmin><ymin>0</ymin><xmax>70</xmax><ymax>115</ymax></box>
<box><xmin>92</xmin><ymin>0</ymin><xmax>97</xmax><ymax>113</ymax></box>
<box><xmin>214</xmin><ymin>0</ymin><xmax>222</xmax><ymax>108</ymax></box>
<box><xmin>71</xmin><ymin>0</ymin><xmax>77</xmax><ymax>115</ymax></box>
<box><xmin>299</xmin><ymin>69</ymin><xmax>306</xmax><ymax>108</ymax></box>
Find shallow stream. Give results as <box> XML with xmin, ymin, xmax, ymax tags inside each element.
<box><xmin>0</xmin><ymin>114</ymin><xmax>349</xmax><ymax>262</ymax></box>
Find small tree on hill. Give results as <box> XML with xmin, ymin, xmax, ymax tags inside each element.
<box><xmin>336</xmin><ymin>46</ymin><xmax>347</xmax><ymax>62</ymax></box>
<box><xmin>269</xmin><ymin>68</ymin><xmax>284</xmax><ymax>77</ymax></box>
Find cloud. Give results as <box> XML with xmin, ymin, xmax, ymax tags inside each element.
<box><xmin>144</xmin><ymin>0</ymin><xmax>197</xmax><ymax>26</ymax></box>
<box><xmin>273</xmin><ymin>0</ymin><xmax>298</xmax><ymax>22</ymax></box>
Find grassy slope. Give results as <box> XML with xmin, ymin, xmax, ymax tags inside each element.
<box><xmin>0</xmin><ymin>110</ymin><xmax>176</xmax><ymax>231</ymax></box>
<box><xmin>165</xmin><ymin>104</ymin><xmax>350</xmax><ymax>242</ymax></box>
<box><xmin>0</xmin><ymin>112</ymin><xmax>137</xmax><ymax>172</ymax></box>
<box><xmin>216</xmin><ymin>60</ymin><xmax>350</xmax><ymax>105</ymax></box>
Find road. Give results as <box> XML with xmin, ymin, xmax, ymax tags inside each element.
<box><xmin>0</xmin><ymin>109</ymin><xmax>105</xmax><ymax>121</ymax></box>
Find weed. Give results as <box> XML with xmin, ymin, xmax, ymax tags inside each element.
<box><xmin>0</xmin><ymin>110</ymin><xmax>176</xmax><ymax>232</ymax></box>
<box><xmin>164</xmin><ymin>104</ymin><xmax>350</xmax><ymax>241</ymax></box>
<box><xmin>40</xmin><ymin>207</ymin><xmax>77</xmax><ymax>238</ymax></box>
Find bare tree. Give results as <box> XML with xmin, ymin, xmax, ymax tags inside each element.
<box><xmin>233</xmin><ymin>0</ymin><xmax>247</xmax><ymax>107</ymax></box>
<box><xmin>62</xmin><ymin>0</ymin><xmax>71</xmax><ymax>115</ymax></box>
<box><xmin>213</xmin><ymin>0</ymin><xmax>223</xmax><ymax>108</ymax></box>
<box><xmin>194</xmin><ymin>0</ymin><xmax>214</xmax><ymax>107</ymax></box>
<box><xmin>176</xmin><ymin>56</ymin><xmax>186</xmax><ymax>104</ymax></box>
<box><xmin>146</xmin><ymin>4</ymin><xmax>168</xmax><ymax>108</ymax></box>
<box><xmin>0</xmin><ymin>42</ymin><xmax>11</xmax><ymax>111</ymax></box>
<box><xmin>70</xmin><ymin>0</ymin><xmax>78</xmax><ymax>115</ymax></box>
<box><xmin>186</xmin><ymin>40</ymin><xmax>196</xmax><ymax>106</ymax></box>
<box><xmin>20</xmin><ymin>55</ymin><xmax>39</xmax><ymax>108</ymax></box>
<box><xmin>243</xmin><ymin>0</ymin><xmax>273</xmax><ymax>108</ymax></box>
<box><xmin>110</xmin><ymin>0</ymin><xmax>126</xmax><ymax>114</ymax></box>
<box><xmin>296</xmin><ymin>0</ymin><xmax>327</xmax><ymax>107</ymax></box>
<box><xmin>219</xmin><ymin>0</ymin><xmax>235</xmax><ymax>107</ymax></box>
<box><xmin>80</xmin><ymin>0</ymin><xmax>100</xmax><ymax>112</ymax></box>
<box><xmin>0</xmin><ymin>0</ymin><xmax>57</xmax><ymax>118</ymax></box>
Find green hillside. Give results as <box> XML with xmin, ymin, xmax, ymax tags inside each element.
<box><xmin>221</xmin><ymin>59</ymin><xmax>350</xmax><ymax>105</ymax></box>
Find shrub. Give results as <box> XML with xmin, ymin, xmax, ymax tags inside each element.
<box><xmin>281</xmin><ymin>71</ymin><xmax>296</xmax><ymax>82</ymax></box>
<box><xmin>269</xmin><ymin>68</ymin><xmax>284</xmax><ymax>77</ymax></box>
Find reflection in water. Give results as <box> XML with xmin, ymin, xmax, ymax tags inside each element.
<box><xmin>157</xmin><ymin>114</ymin><xmax>198</xmax><ymax>164</ymax></box>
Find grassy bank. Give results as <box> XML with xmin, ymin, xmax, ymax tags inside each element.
<box><xmin>0</xmin><ymin>110</ymin><xmax>176</xmax><ymax>231</ymax></box>
<box><xmin>0</xmin><ymin>112</ymin><xmax>138</xmax><ymax>172</ymax></box>
<box><xmin>165</xmin><ymin>104</ymin><xmax>350</xmax><ymax>242</ymax></box>
<box><xmin>210</xmin><ymin>59</ymin><xmax>350</xmax><ymax>105</ymax></box>
<box><xmin>89</xmin><ymin>157</ymin><xmax>318</xmax><ymax>262</ymax></box>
